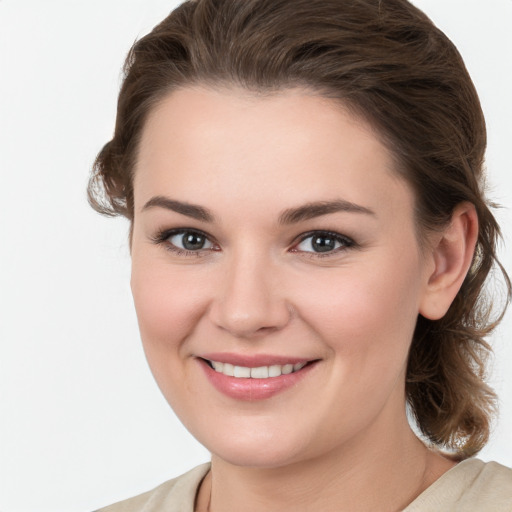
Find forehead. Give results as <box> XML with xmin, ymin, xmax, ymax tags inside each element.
<box><xmin>134</xmin><ymin>86</ymin><xmax>412</xmax><ymax>221</ymax></box>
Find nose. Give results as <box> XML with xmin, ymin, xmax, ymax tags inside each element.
<box><xmin>208</xmin><ymin>250</ymin><xmax>292</xmax><ymax>339</ymax></box>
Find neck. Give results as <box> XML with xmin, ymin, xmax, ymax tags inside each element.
<box><xmin>198</xmin><ymin>411</ymin><xmax>455</xmax><ymax>512</ymax></box>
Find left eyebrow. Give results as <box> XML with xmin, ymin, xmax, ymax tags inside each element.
<box><xmin>278</xmin><ymin>199</ymin><xmax>375</xmax><ymax>224</ymax></box>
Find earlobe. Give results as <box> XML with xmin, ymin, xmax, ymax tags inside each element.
<box><xmin>419</xmin><ymin>203</ymin><xmax>479</xmax><ymax>320</ymax></box>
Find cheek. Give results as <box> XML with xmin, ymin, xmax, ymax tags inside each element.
<box><xmin>294</xmin><ymin>255</ymin><xmax>423</xmax><ymax>366</ymax></box>
<box><xmin>130</xmin><ymin>260</ymin><xmax>216</xmax><ymax>415</ymax></box>
<box><xmin>130</xmin><ymin>256</ymin><xmax>210</xmax><ymax>371</ymax></box>
<box><xmin>132</xmin><ymin>270</ymin><xmax>189</xmax><ymax>342</ymax></box>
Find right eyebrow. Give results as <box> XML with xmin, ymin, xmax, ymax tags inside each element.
<box><xmin>141</xmin><ymin>196</ymin><xmax>215</xmax><ymax>222</ymax></box>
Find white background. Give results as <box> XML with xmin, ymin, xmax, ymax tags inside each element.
<box><xmin>0</xmin><ymin>1</ymin><xmax>511</xmax><ymax>511</ymax></box>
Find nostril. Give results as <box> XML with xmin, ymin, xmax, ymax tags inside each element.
<box><xmin>255</xmin><ymin>325</ymin><xmax>278</xmax><ymax>335</ymax></box>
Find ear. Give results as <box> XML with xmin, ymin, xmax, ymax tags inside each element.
<box><xmin>419</xmin><ymin>202</ymin><xmax>479</xmax><ymax>320</ymax></box>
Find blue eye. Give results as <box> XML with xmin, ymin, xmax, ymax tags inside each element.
<box><xmin>295</xmin><ymin>232</ymin><xmax>353</xmax><ymax>254</ymax></box>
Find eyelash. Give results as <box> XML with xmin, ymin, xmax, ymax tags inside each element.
<box><xmin>292</xmin><ymin>230</ymin><xmax>356</xmax><ymax>258</ymax></box>
<box><xmin>150</xmin><ymin>228</ymin><xmax>356</xmax><ymax>258</ymax></box>
<box><xmin>150</xmin><ymin>228</ymin><xmax>220</xmax><ymax>257</ymax></box>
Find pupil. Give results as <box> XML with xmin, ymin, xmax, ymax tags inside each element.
<box><xmin>183</xmin><ymin>233</ymin><xmax>205</xmax><ymax>250</ymax></box>
<box><xmin>312</xmin><ymin>236</ymin><xmax>335</xmax><ymax>252</ymax></box>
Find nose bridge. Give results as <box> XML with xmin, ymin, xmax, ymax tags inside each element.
<box><xmin>210</xmin><ymin>243</ymin><xmax>290</xmax><ymax>338</ymax></box>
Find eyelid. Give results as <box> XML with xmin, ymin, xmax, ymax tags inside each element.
<box><xmin>150</xmin><ymin>227</ymin><xmax>356</xmax><ymax>258</ymax></box>
<box><xmin>150</xmin><ymin>227</ymin><xmax>219</xmax><ymax>255</ymax></box>
<box><xmin>290</xmin><ymin>230</ymin><xmax>356</xmax><ymax>255</ymax></box>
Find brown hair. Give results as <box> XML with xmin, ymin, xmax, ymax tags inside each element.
<box><xmin>89</xmin><ymin>0</ymin><xmax>510</xmax><ymax>458</ymax></box>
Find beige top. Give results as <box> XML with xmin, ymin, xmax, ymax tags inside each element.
<box><xmin>96</xmin><ymin>458</ymin><xmax>512</xmax><ymax>512</ymax></box>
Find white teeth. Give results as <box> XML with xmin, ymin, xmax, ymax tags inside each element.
<box><xmin>268</xmin><ymin>365</ymin><xmax>282</xmax><ymax>377</ymax></box>
<box><xmin>208</xmin><ymin>360</ymin><xmax>309</xmax><ymax>378</ymax></box>
<box><xmin>282</xmin><ymin>364</ymin><xmax>294</xmax><ymax>374</ymax></box>
<box><xmin>251</xmin><ymin>366</ymin><xmax>269</xmax><ymax>379</ymax></box>
<box><xmin>223</xmin><ymin>363</ymin><xmax>234</xmax><ymax>376</ymax></box>
<box><xmin>233</xmin><ymin>365</ymin><xmax>251</xmax><ymax>378</ymax></box>
<box><xmin>211</xmin><ymin>361</ymin><xmax>224</xmax><ymax>372</ymax></box>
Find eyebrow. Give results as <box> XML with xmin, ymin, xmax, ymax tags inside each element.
<box><xmin>141</xmin><ymin>196</ymin><xmax>375</xmax><ymax>224</ymax></box>
<box><xmin>278</xmin><ymin>199</ymin><xmax>375</xmax><ymax>224</ymax></box>
<box><xmin>142</xmin><ymin>196</ymin><xmax>215</xmax><ymax>222</ymax></box>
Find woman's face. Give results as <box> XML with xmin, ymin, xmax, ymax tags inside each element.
<box><xmin>130</xmin><ymin>87</ymin><xmax>435</xmax><ymax>468</ymax></box>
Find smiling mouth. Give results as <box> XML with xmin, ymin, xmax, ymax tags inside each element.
<box><xmin>203</xmin><ymin>359</ymin><xmax>309</xmax><ymax>379</ymax></box>
<box><xmin>198</xmin><ymin>356</ymin><xmax>319</xmax><ymax>400</ymax></box>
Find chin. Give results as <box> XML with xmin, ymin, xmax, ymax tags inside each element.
<box><xmin>211</xmin><ymin>442</ymin><xmax>304</xmax><ymax>469</ymax></box>
<box><xmin>208</xmin><ymin>428</ymin><xmax>324</xmax><ymax>470</ymax></box>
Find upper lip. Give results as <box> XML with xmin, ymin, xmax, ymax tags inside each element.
<box><xmin>198</xmin><ymin>352</ymin><xmax>316</xmax><ymax>367</ymax></box>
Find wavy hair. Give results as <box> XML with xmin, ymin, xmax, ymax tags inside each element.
<box><xmin>88</xmin><ymin>0</ymin><xmax>510</xmax><ymax>457</ymax></box>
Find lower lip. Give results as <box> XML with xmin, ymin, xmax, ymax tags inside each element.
<box><xmin>198</xmin><ymin>359</ymin><xmax>318</xmax><ymax>401</ymax></box>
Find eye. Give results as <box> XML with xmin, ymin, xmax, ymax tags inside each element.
<box><xmin>151</xmin><ymin>228</ymin><xmax>218</xmax><ymax>255</ymax></box>
<box><xmin>293</xmin><ymin>231</ymin><xmax>354</xmax><ymax>254</ymax></box>
<box><xmin>168</xmin><ymin>230</ymin><xmax>214</xmax><ymax>251</ymax></box>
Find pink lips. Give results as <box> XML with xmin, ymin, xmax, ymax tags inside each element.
<box><xmin>197</xmin><ymin>353</ymin><xmax>318</xmax><ymax>401</ymax></box>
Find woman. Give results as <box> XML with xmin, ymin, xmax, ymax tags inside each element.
<box><xmin>90</xmin><ymin>0</ymin><xmax>511</xmax><ymax>510</ymax></box>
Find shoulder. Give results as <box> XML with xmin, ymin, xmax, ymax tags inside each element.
<box><xmin>405</xmin><ymin>458</ymin><xmax>512</xmax><ymax>512</ymax></box>
<box><xmin>94</xmin><ymin>463</ymin><xmax>210</xmax><ymax>512</ymax></box>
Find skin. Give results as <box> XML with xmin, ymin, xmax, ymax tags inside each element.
<box><xmin>130</xmin><ymin>87</ymin><xmax>477</xmax><ymax>511</ymax></box>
